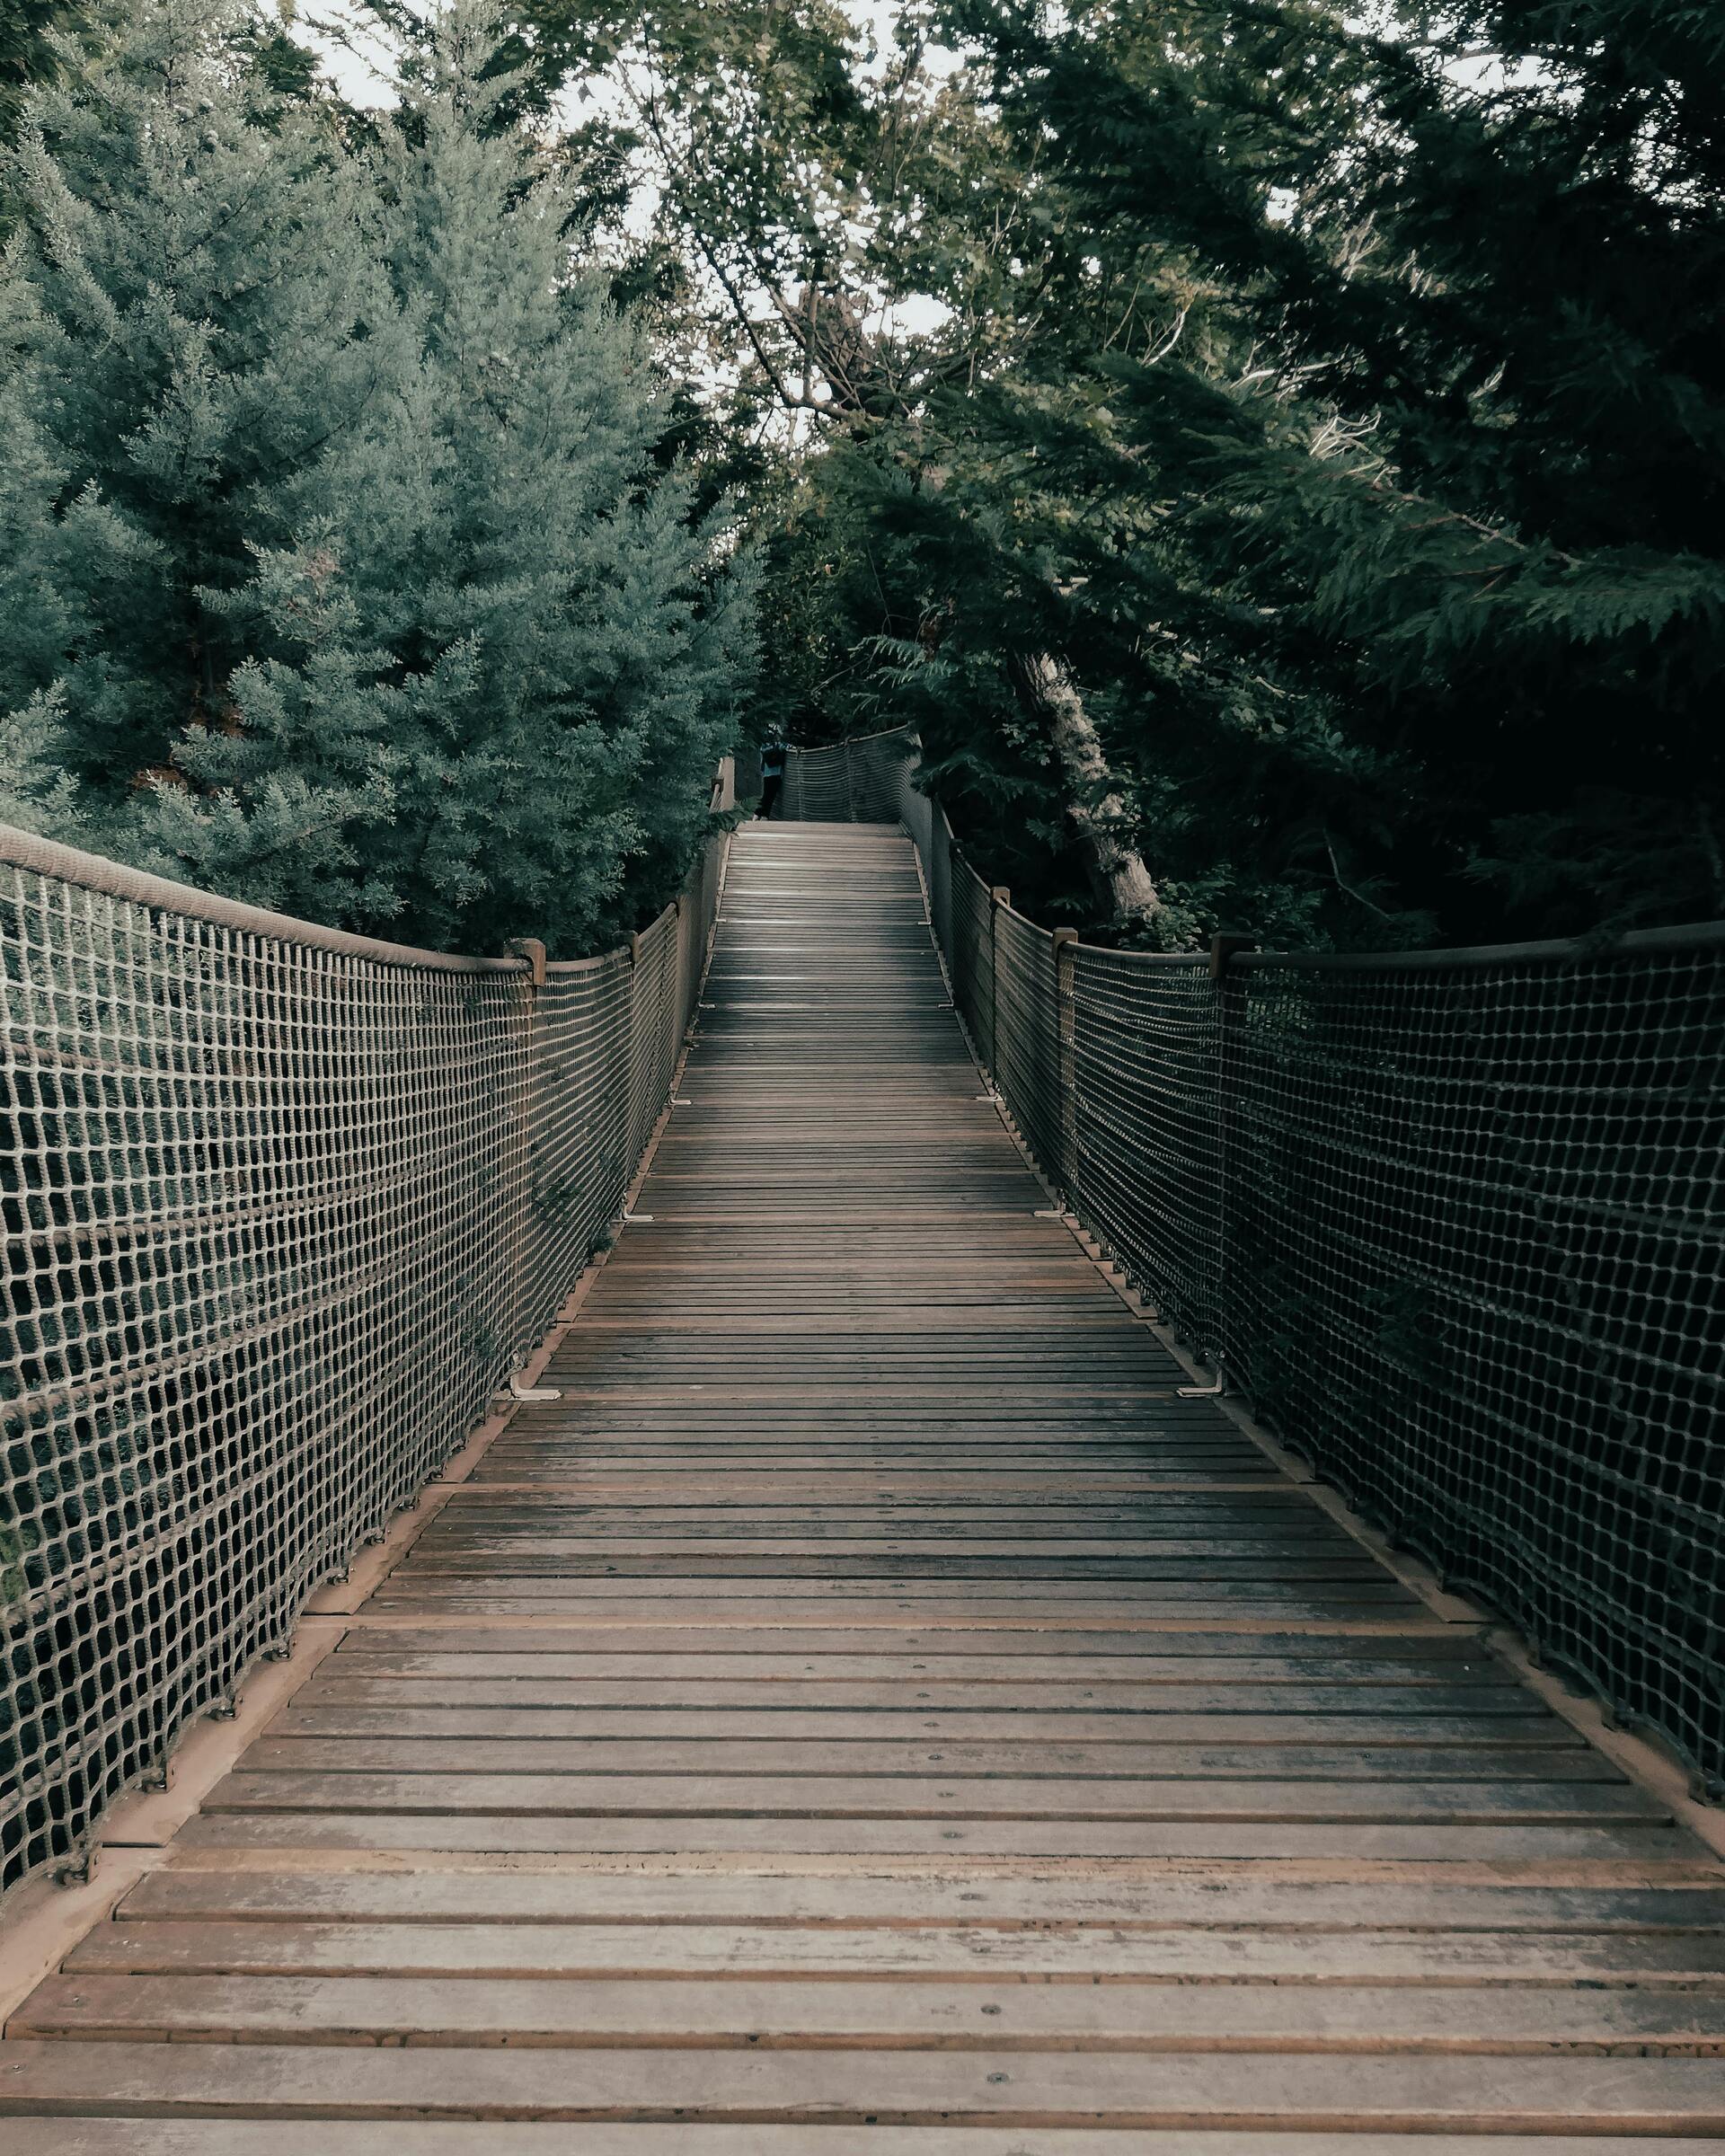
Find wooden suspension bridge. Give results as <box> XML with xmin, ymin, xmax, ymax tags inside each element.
<box><xmin>2</xmin><ymin>822</ymin><xmax>1722</xmax><ymax>2148</ymax></box>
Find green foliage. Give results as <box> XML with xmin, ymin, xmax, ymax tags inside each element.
<box><xmin>1</xmin><ymin>0</ymin><xmax>398</xmax><ymax>791</ymax></box>
<box><xmin>0</xmin><ymin>2</ymin><xmax>105</xmax><ymax>231</ymax></box>
<box><xmin>6</xmin><ymin>0</ymin><xmax>1718</xmax><ymax>947</ymax></box>
<box><xmin>951</xmin><ymin>0</ymin><xmax>1725</xmax><ymax>937</ymax></box>
<box><xmin>0</xmin><ymin>0</ymin><xmax>755</xmax><ymax>956</ymax></box>
<box><xmin>540</xmin><ymin>0</ymin><xmax>1722</xmax><ymax>944</ymax></box>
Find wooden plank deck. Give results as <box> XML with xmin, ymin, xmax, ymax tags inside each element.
<box><xmin>4</xmin><ymin>821</ymin><xmax>1722</xmax><ymax>2151</ymax></box>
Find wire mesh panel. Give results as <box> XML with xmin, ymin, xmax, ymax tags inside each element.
<box><xmin>893</xmin><ymin>752</ymin><xmax>933</xmax><ymax>859</ymax></box>
<box><xmin>849</xmin><ymin>741</ymin><xmax>907</xmax><ymax>823</ymax></box>
<box><xmin>781</xmin><ymin>743</ymin><xmax>848</xmax><ymax>820</ymax></box>
<box><xmin>781</xmin><ymin>729</ymin><xmax>917</xmax><ymax>823</ymax></box>
<box><xmin>946</xmin><ymin>856</ymin><xmax>995</xmax><ymax>1074</ymax></box>
<box><xmin>731</xmin><ymin>744</ymin><xmax>763</xmax><ymax>808</ymax></box>
<box><xmin>1</xmin><ymin>823</ymin><xmax>725</xmax><ymax>1895</ymax></box>
<box><xmin>679</xmin><ymin>842</ymin><xmax>723</xmax><ymax>1039</ymax></box>
<box><xmin>624</xmin><ymin>907</ymin><xmax>681</xmax><ymax>1172</ymax></box>
<box><xmin>530</xmin><ymin>955</ymin><xmax>634</xmax><ymax>1345</ymax></box>
<box><xmin>924</xmin><ymin>812</ymin><xmax>952</xmax><ymax>967</ymax></box>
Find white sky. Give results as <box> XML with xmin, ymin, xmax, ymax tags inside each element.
<box><xmin>294</xmin><ymin>1</ymin><xmax>940</xmax><ymax>110</ymax></box>
<box><xmin>292</xmin><ymin>0</ymin><xmax>954</xmax><ymax>350</ymax></box>
<box><xmin>296</xmin><ymin>3</ymin><xmax>400</xmax><ymax>106</ymax></box>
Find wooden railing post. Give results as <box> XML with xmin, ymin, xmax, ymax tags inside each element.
<box><xmin>1205</xmin><ymin>932</ymin><xmax>1257</xmax><ymax>1373</ymax></box>
<box><xmin>1052</xmin><ymin>927</ymin><xmax>1079</xmax><ymax>1199</ymax></box>
<box><xmin>502</xmin><ymin>937</ymin><xmax>550</xmax><ymax>1370</ymax></box>
<box><xmin>989</xmin><ymin>886</ymin><xmax>1010</xmax><ymax>1082</ymax></box>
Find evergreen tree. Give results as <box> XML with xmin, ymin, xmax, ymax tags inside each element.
<box><xmin>955</xmin><ymin>0</ymin><xmax>1725</xmax><ymax>935</ymax></box>
<box><xmin>1</xmin><ymin>3</ymin><xmax>101</xmax><ymax>231</ymax></box>
<box><xmin>0</xmin><ymin>0</ymin><xmax>388</xmax><ymax>799</ymax></box>
<box><xmin>509</xmin><ymin>0</ymin><xmax>1394</xmax><ymax>942</ymax></box>
<box><xmin>543</xmin><ymin>0</ymin><xmax>1723</xmax><ymax>942</ymax></box>
<box><xmin>1</xmin><ymin>0</ymin><xmax>754</xmax><ymax>955</ymax></box>
<box><xmin>137</xmin><ymin>4</ymin><xmax>755</xmax><ymax>954</ymax></box>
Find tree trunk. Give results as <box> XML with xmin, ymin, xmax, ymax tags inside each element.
<box><xmin>1011</xmin><ymin>651</ymin><xmax>1162</xmax><ymax>931</ymax></box>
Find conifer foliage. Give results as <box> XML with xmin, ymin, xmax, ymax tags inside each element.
<box><xmin>965</xmin><ymin>0</ymin><xmax>1725</xmax><ymax>938</ymax></box>
<box><xmin>527</xmin><ymin>0</ymin><xmax>1722</xmax><ymax>944</ymax></box>
<box><xmin>0</xmin><ymin>0</ymin><xmax>754</xmax><ymax>956</ymax></box>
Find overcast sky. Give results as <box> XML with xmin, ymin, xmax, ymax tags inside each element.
<box><xmin>298</xmin><ymin>3</ymin><xmax>400</xmax><ymax>107</ymax></box>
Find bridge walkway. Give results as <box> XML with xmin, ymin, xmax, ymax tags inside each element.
<box><xmin>3</xmin><ymin>822</ymin><xmax>1723</xmax><ymax>2148</ymax></box>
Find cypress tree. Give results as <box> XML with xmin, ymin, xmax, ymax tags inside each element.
<box><xmin>1</xmin><ymin>0</ymin><xmax>755</xmax><ymax>955</ymax></box>
<box><xmin>0</xmin><ymin>0</ymin><xmax>388</xmax><ymax>800</ymax></box>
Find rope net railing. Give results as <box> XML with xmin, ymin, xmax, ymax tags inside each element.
<box><xmin>0</xmin><ymin>821</ymin><xmax>726</xmax><ymax>1896</ymax></box>
<box><xmin>782</xmin><ymin>730</ymin><xmax>914</xmax><ymax>824</ymax></box>
<box><xmin>790</xmin><ymin>725</ymin><xmax>1725</xmax><ymax>1801</ymax></box>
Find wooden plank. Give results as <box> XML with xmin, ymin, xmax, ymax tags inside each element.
<box><xmin>9</xmin><ymin>2133</ymin><xmax>1725</xmax><ymax>2156</ymax></box>
<box><xmin>164</xmin><ymin>1809</ymin><xmax>1699</xmax><ymax>1862</ymax></box>
<box><xmin>318</xmin><ymin>1629</ymin><xmax>1492</xmax><ymax>1663</ymax></box>
<box><xmin>302</xmin><ymin>1678</ymin><xmax>1535</xmax><ymax>1712</ymax></box>
<box><xmin>3</xmin><ymin>2040</ymin><xmax>1723</xmax><ymax>2127</ymax></box>
<box><xmin>203</xmin><ymin>1770</ymin><xmax>1661</xmax><ymax>1821</ymax></box>
<box><xmin>278</xmin><ymin>1705</ymin><xmax>1575</xmax><ymax>1744</ymax></box>
<box><xmin>234</xmin><ymin>1737</ymin><xmax>1610</xmax><ymax>1780</ymax></box>
<box><xmin>116</xmin><ymin>1868</ymin><xmax>1725</xmax><ymax>1931</ymax></box>
<box><xmin>18</xmin><ymin>1973</ymin><xmax>1725</xmax><ymax>2052</ymax></box>
<box><xmin>358</xmin><ymin>1591</ymin><xmax>1423</xmax><ymax>1616</ymax></box>
<box><xmin>62</xmin><ymin>1919</ymin><xmax>1725</xmax><ymax>1983</ymax></box>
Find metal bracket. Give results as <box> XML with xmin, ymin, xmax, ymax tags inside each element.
<box><xmin>1177</xmin><ymin>1376</ymin><xmax>1227</xmax><ymax>1398</ymax></box>
<box><xmin>623</xmin><ymin>1211</ymin><xmax>654</xmax><ymax>1224</ymax></box>
<box><xmin>509</xmin><ymin>1374</ymin><xmax>562</xmax><ymax>1403</ymax></box>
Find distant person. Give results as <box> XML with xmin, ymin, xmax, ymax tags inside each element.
<box><xmin>757</xmin><ymin>737</ymin><xmax>786</xmax><ymax>819</ymax></box>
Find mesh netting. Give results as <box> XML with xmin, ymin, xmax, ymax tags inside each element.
<box><xmin>782</xmin><ymin>729</ymin><xmax>916</xmax><ymax>823</ymax></box>
<box><xmin>1214</xmin><ymin>949</ymin><xmax>1725</xmax><ymax>1798</ymax></box>
<box><xmin>1</xmin><ymin>825</ymin><xmax>724</xmax><ymax>1895</ymax></box>
<box><xmin>1068</xmin><ymin>944</ymin><xmax>1223</xmax><ymax>1358</ymax></box>
<box><xmin>810</xmin><ymin>731</ymin><xmax>1725</xmax><ymax>1801</ymax></box>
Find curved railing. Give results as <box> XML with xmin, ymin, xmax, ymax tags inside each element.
<box><xmin>0</xmin><ymin>817</ymin><xmax>727</xmax><ymax>1895</ymax></box>
<box><xmin>782</xmin><ymin>729</ymin><xmax>916</xmax><ymax>824</ymax></box>
<box><xmin>788</xmin><ymin>725</ymin><xmax>1725</xmax><ymax>1803</ymax></box>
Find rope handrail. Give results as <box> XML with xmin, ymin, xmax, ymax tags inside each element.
<box><xmin>782</xmin><ymin>722</ymin><xmax>922</xmax><ymax>756</ymax></box>
<box><xmin>781</xmin><ymin>723</ymin><xmax>1725</xmax><ymax>1806</ymax></box>
<box><xmin>0</xmin><ymin>822</ymin><xmax>526</xmax><ymax>974</ymax></box>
